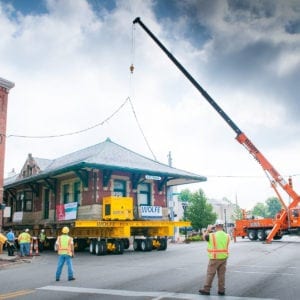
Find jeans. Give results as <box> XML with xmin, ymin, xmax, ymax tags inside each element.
<box><xmin>19</xmin><ymin>243</ymin><xmax>27</xmax><ymax>256</ymax></box>
<box><xmin>56</xmin><ymin>254</ymin><xmax>74</xmax><ymax>280</ymax></box>
<box><xmin>25</xmin><ymin>243</ymin><xmax>30</xmax><ymax>255</ymax></box>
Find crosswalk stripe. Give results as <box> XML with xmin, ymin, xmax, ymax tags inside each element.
<box><xmin>37</xmin><ymin>285</ymin><xmax>278</xmax><ymax>300</ymax></box>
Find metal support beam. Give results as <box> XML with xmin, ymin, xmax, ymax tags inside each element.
<box><xmin>102</xmin><ymin>170</ymin><xmax>112</xmax><ymax>188</ymax></box>
<box><xmin>131</xmin><ymin>173</ymin><xmax>142</xmax><ymax>190</ymax></box>
<box><xmin>158</xmin><ymin>177</ymin><xmax>168</xmax><ymax>192</ymax></box>
<box><xmin>74</xmin><ymin>169</ymin><xmax>89</xmax><ymax>188</ymax></box>
<box><xmin>28</xmin><ymin>182</ymin><xmax>40</xmax><ymax>197</ymax></box>
<box><xmin>44</xmin><ymin>178</ymin><xmax>57</xmax><ymax>194</ymax></box>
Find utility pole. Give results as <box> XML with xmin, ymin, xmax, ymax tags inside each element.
<box><xmin>167</xmin><ymin>151</ymin><xmax>175</xmax><ymax>241</ymax></box>
<box><xmin>0</xmin><ymin>77</ymin><xmax>14</xmax><ymax>230</ymax></box>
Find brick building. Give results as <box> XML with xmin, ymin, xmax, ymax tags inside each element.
<box><xmin>2</xmin><ymin>138</ymin><xmax>206</xmax><ymax>233</ymax></box>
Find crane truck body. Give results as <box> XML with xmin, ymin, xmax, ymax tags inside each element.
<box><xmin>133</xmin><ymin>17</ymin><xmax>300</xmax><ymax>243</ymax></box>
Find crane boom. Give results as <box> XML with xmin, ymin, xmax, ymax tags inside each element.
<box><xmin>133</xmin><ymin>17</ymin><xmax>300</xmax><ymax>242</ymax></box>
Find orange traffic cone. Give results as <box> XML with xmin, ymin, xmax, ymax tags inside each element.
<box><xmin>29</xmin><ymin>240</ymin><xmax>33</xmax><ymax>256</ymax></box>
<box><xmin>34</xmin><ymin>239</ymin><xmax>40</xmax><ymax>256</ymax></box>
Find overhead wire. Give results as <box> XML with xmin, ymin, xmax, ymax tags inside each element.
<box><xmin>7</xmin><ymin>97</ymin><xmax>130</xmax><ymax>139</ymax></box>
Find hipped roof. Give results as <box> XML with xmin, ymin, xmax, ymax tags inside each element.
<box><xmin>5</xmin><ymin>138</ymin><xmax>206</xmax><ymax>187</ymax></box>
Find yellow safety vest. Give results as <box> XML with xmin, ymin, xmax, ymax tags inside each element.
<box><xmin>207</xmin><ymin>231</ymin><xmax>230</xmax><ymax>259</ymax></box>
<box><xmin>39</xmin><ymin>233</ymin><xmax>46</xmax><ymax>242</ymax></box>
<box><xmin>18</xmin><ymin>232</ymin><xmax>31</xmax><ymax>244</ymax></box>
<box><xmin>57</xmin><ymin>235</ymin><xmax>73</xmax><ymax>256</ymax></box>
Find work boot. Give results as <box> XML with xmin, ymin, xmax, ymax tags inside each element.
<box><xmin>218</xmin><ymin>291</ymin><xmax>225</xmax><ymax>296</ymax></box>
<box><xmin>199</xmin><ymin>289</ymin><xmax>210</xmax><ymax>295</ymax></box>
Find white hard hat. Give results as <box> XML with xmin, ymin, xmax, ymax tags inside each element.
<box><xmin>215</xmin><ymin>219</ymin><xmax>224</xmax><ymax>226</ymax></box>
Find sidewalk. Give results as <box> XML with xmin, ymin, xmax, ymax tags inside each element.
<box><xmin>0</xmin><ymin>252</ymin><xmax>34</xmax><ymax>268</ymax></box>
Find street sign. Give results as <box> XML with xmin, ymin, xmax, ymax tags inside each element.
<box><xmin>145</xmin><ymin>175</ymin><xmax>161</xmax><ymax>180</ymax></box>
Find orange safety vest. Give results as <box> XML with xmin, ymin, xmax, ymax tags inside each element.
<box><xmin>207</xmin><ymin>231</ymin><xmax>230</xmax><ymax>259</ymax></box>
<box><xmin>57</xmin><ymin>235</ymin><xmax>73</xmax><ymax>256</ymax></box>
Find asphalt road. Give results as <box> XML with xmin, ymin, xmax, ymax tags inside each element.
<box><xmin>1</xmin><ymin>236</ymin><xmax>300</xmax><ymax>299</ymax></box>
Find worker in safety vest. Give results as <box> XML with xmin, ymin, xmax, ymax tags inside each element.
<box><xmin>55</xmin><ymin>226</ymin><xmax>75</xmax><ymax>281</ymax></box>
<box><xmin>38</xmin><ymin>229</ymin><xmax>46</xmax><ymax>252</ymax></box>
<box><xmin>18</xmin><ymin>229</ymin><xmax>31</xmax><ymax>257</ymax></box>
<box><xmin>199</xmin><ymin>219</ymin><xmax>230</xmax><ymax>296</ymax></box>
<box><xmin>6</xmin><ymin>228</ymin><xmax>16</xmax><ymax>256</ymax></box>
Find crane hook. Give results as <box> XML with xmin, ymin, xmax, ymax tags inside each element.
<box><xmin>130</xmin><ymin>64</ymin><xmax>134</xmax><ymax>74</ymax></box>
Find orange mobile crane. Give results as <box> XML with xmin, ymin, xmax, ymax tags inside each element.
<box><xmin>133</xmin><ymin>17</ymin><xmax>300</xmax><ymax>243</ymax></box>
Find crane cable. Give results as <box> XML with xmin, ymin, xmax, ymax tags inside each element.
<box><xmin>129</xmin><ymin>22</ymin><xmax>157</xmax><ymax>161</ymax></box>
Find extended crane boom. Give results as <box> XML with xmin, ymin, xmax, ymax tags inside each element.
<box><xmin>133</xmin><ymin>17</ymin><xmax>300</xmax><ymax>243</ymax></box>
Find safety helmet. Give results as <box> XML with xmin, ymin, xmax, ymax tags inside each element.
<box><xmin>25</xmin><ymin>228</ymin><xmax>29</xmax><ymax>232</ymax></box>
<box><xmin>62</xmin><ymin>226</ymin><xmax>69</xmax><ymax>234</ymax></box>
<box><xmin>215</xmin><ymin>219</ymin><xmax>224</xmax><ymax>226</ymax></box>
<box><xmin>41</xmin><ymin>229</ymin><xmax>44</xmax><ymax>232</ymax></box>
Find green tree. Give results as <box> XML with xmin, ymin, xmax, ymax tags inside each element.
<box><xmin>266</xmin><ymin>197</ymin><xmax>281</xmax><ymax>218</ymax></box>
<box><xmin>179</xmin><ymin>189</ymin><xmax>192</xmax><ymax>203</ymax></box>
<box><xmin>231</xmin><ymin>202</ymin><xmax>243</xmax><ymax>220</ymax></box>
<box><xmin>252</xmin><ymin>202</ymin><xmax>267</xmax><ymax>218</ymax></box>
<box><xmin>182</xmin><ymin>189</ymin><xmax>217</xmax><ymax>230</ymax></box>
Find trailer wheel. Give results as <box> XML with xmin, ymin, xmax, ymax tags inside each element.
<box><xmin>257</xmin><ymin>230</ymin><xmax>266</xmax><ymax>241</ymax></box>
<box><xmin>247</xmin><ymin>230</ymin><xmax>258</xmax><ymax>241</ymax></box>
<box><xmin>146</xmin><ymin>238</ymin><xmax>152</xmax><ymax>251</ymax></box>
<box><xmin>133</xmin><ymin>239</ymin><xmax>141</xmax><ymax>251</ymax></box>
<box><xmin>158</xmin><ymin>237</ymin><xmax>168</xmax><ymax>251</ymax></box>
<box><xmin>122</xmin><ymin>238</ymin><xmax>130</xmax><ymax>249</ymax></box>
<box><xmin>89</xmin><ymin>239</ymin><xmax>96</xmax><ymax>254</ymax></box>
<box><xmin>113</xmin><ymin>240</ymin><xmax>124</xmax><ymax>255</ymax></box>
<box><xmin>140</xmin><ymin>239</ymin><xmax>152</xmax><ymax>251</ymax></box>
<box><xmin>95</xmin><ymin>240</ymin><xmax>107</xmax><ymax>256</ymax></box>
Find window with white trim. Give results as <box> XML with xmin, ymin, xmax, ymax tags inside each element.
<box><xmin>138</xmin><ymin>183</ymin><xmax>151</xmax><ymax>206</ymax></box>
<box><xmin>113</xmin><ymin>180</ymin><xmax>126</xmax><ymax>197</ymax></box>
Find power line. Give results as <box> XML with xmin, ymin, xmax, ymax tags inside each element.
<box><xmin>7</xmin><ymin>97</ymin><xmax>130</xmax><ymax>139</ymax></box>
<box><xmin>207</xmin><ymin>174</ymin><xmax>300</xmax><ymax>179</ymax></box>
<box><xmin>6</xmin><ymin>95</ymin><xmax>157</xmax><ymax>160</ymax></box>
<box><xmin>128</xmin><ymin>98</ymin><xmax>157</xmax><ymax>161</ymax></box>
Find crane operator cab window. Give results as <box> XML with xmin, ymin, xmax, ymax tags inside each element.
<box><xmin>292</xmin><ymin>208</ymin><xmax>300</xmax><ymax>218</ymax></box>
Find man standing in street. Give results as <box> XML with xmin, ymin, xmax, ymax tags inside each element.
<box><xmin>6</xmin><ymin>228</ymin><xmax>15</xmax><ymax>256</ymax></box>
<box><xmin>18</xmin><ymin>229</ymin><xmax>31</xmax><ymax>257</ymax></box>
<box><xmin>199</xmin><ymin>219</ymin><xmax>230</xmax><ymax>296</ymax></box>
<box><xmin>38</xmin><ymin>229</ymin><xmax>46</xmax><ymax>252</ymax></box>
<box><xmin>55</xmin><ymin>226</ymin><xmax>75</xmax><ymax>281</ymax></box>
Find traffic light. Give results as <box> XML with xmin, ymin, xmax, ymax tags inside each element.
<box><xmin>0</xmin><ymin>203</ymin><xmax>6</xmax><ymax>210</ymax></box>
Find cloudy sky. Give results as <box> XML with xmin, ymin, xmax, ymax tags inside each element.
<box><xmin>1</xmin><ymin>0</ymin><xmax>300</xmax><ymax>210</ymax></box>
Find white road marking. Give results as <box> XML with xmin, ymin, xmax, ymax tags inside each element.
<box><xmin>37</xmin><ymin>285</ymin><xmax>278</xmax><ymax>299</ymax></box>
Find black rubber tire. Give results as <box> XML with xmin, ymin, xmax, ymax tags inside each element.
<box><xmin>122</xmin><ymin>238</ymin><xmax>130</xmax><ymax>249</ymax></box>
<box><xmin>133</xmin><ymin>239</ymin><xmax>141</xmax><ymax>251</ymax></box>
<box><xmin>257</xmin><ymin>230</ymin><xmax>266</xmax><ymax>241</ymax></box>
<box><xmin>89</xmin><ymin>240</ymin><xmax>96</xmax><ymax>254</ymax></box>
<box><xmin>247</xmin><ymin>230</ymin><xmax>258</xmax><ymax>241</ymax></box>
<box><xmin>158</xmin><ymin>237</ymin><xmax>168</xmax><ymax>251</ymax></box>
